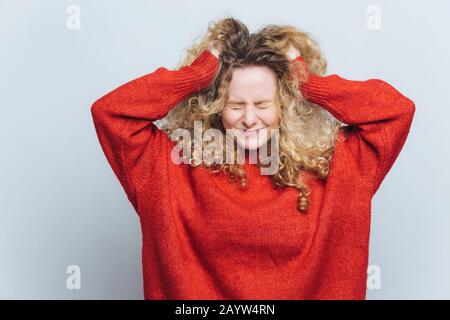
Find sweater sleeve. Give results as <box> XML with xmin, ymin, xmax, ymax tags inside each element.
<box><xmin>294</xmin><ymin>56</ymin><xmax>415</xmax><ymax>194</ymax></box>
<box><xmin>91</xmin><ymin>50</ymin><xmax>219</xmax><ymax>210</ymax></box>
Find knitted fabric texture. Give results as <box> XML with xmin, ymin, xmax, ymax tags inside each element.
<box><xmin>91</xmin><ymin>50</ymin><xmax>415</xmax><ymax>299</ymax></box>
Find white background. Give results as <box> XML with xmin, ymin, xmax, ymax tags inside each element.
<box><xmin>1</xmin><ymin>0</ymin><xmax>449</xmax><ymax>299</ymax></box>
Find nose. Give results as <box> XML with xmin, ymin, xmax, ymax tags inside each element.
<box><xmin>243</xmin><ymin>106</ymin><xmax>257</xmax><ymax>128</ymax></box>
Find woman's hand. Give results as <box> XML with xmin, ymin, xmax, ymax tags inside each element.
<box><xmin>286</xmin><ymin>44</ymin><xmax>309</xmax><ymax>83</ymax></box>
<box><xmin>285</xmin><ymin>44</ymin><xmax>301</xmax><ymax>61</ymax></box>
<box><xmin>207</xmin><ymin>39</ymin><xmax>223</xmax><ymax>59</ymax></box>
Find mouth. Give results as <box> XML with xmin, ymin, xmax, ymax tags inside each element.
<box><xmin>243</xmin><ymin>128</ymin><xmax>264</xmax><ymax>136</ymax></box>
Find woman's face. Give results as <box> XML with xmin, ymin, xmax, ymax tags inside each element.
<box><xmin>221</xmin><ymin>65</ymin><xmax>281</xmax><ymax>151</ymax></box>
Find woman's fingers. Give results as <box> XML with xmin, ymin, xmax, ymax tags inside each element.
<box><xmin>286</xmin><ymin>44</ymin><xmax>301</xmax><ymax>61</ymax></box>
<box><xmin>207</xmin><ymin>40</ymin><xmax>222</xmax><ymax>58</ymax></box>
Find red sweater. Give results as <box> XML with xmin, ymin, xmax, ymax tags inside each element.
<box><xmin>91</xmin><ymin>50</ymin><xmax>415</xmax><ymax>299</ymax></box>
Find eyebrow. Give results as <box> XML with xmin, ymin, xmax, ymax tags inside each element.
<box><xmin>227</xmin><ymin>99</ymin><xmax>273</xmax><ymax>105</ymax></box>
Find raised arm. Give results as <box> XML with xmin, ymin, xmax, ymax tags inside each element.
<box><xmin>91</xmin><ymin>50</ymin><xmax>219</xmax><ymax>210</ymax></box>
<box><xmin>293</xmin><ymin>56</ymin><xmax>415</xmax><ymax>194</ymax></box>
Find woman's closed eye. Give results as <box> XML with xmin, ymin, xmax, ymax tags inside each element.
<box><xmin>227</xmin><ymin>105</ymin><xmax>243</xmax><ymax>110</ymax></box>
<box><xmin>227</xmin><ymin>104</ymin><xmax>272</xmax><ymax>110</ymax></box>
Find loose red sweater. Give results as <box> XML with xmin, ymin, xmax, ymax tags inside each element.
<box><xmin>91</xmin><ymin>50</ymin><xmax>415</xmax><ymax>299</ymax></box>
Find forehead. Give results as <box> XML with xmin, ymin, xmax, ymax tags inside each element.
<box><xmin>227</xmin><ymin>65</ymin><xmax>278</xmax><ymax>102</ymax></box>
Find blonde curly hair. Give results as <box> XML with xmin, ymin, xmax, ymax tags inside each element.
<box><xmin>161</xmin><ymin>17</ymin><xmax>343</xmax><ymax>213</ymax></box>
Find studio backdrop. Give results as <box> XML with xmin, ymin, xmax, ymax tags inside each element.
<box><xmin>1</xmin><ymin>0</ymin><xmax>449</xmax><ymax>299</ymax></box>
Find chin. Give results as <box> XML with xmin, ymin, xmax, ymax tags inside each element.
<box><xmin>236</xmin><ymin>136</ymin><xmax>269</xmax><ymax>151</ymax></box>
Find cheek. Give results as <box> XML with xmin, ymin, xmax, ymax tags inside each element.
<box><xmin>260</xmin><ymin>109</ymin><xmax>281</xmax><ymax>126</ymax></box>
<box><xmin>221</xmin><ymin>111</ymin><xmax>241</xmax><ymax>128</ymax></box>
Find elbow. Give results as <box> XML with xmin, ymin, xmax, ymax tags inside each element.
<box><xmin>399</xmin><ymin>99</ymin><xmax>416</xmax><ymax>132</ymax></box>
<box><xmin>90</xmin><ymin>98</ymin><xmax>108</xmax><ymax>122</ymax></box>
<box><xmin>396</xmin><ymin>99</ymin><xmax>415</xmax><ymax>129</ymax></box>
<box><xmin>407</xmin><ymin>99</ymin><xmax>416</xmax><ymax>115</ymax></box>
<box><xmin>374</xmin><ymin>79</ymin><xmax>416</xmax><ymax>117</ymax></box>
<box><xmin>402</xmin><ymin>98</ymin><xmax>416</xmax><ymax>122</ymax></box>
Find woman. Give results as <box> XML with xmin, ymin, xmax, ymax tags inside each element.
<box><xmin>91</xmin><ymin>18</ymin><xmax>415</xmax><ymax>299</ymax></box>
